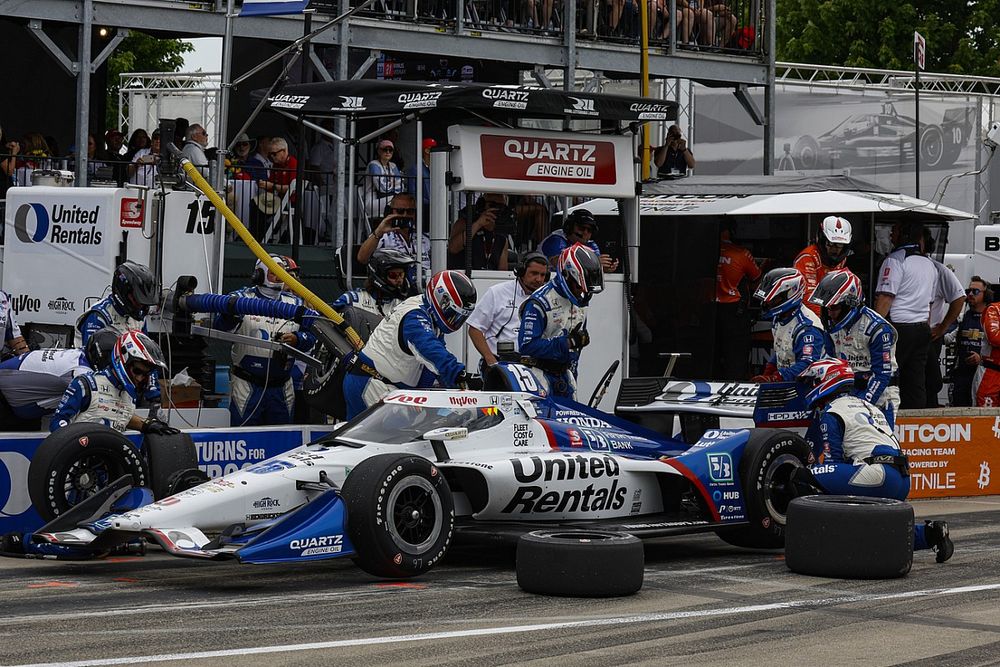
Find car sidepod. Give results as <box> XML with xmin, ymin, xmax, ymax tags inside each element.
<box><xmin>663</xmin><ymin>428</ymin><xmax>753</xmax><ymax>525</ymax></box>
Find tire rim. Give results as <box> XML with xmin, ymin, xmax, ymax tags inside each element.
<box><xmin>386</xmin><ymin>474</ymin><xmax>443</xmax><ymax>554</ymax></box>
<box><xmin>63</xmin><ymin>453</ymin><xmax>118</xmax><ymax>505</ymax></box>
<box><xmin>763</xmin><ymin>453</ymin><xmax>803</xmax><ymax>526</ymax></box>
<box><xmin>921</xmin><ymin>130</ymin><xmax>943</xmax><ymax>164</ymax></box>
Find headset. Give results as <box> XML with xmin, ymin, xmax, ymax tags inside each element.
<box><xmin>514</xmin><ymin>251</ymin><xmax>550</xmax><ymax>281</ymax></box>
<box><xmin>562</xmin><ymin>208</ymin><xmax>598</xmax><ymax>235</ymax></box>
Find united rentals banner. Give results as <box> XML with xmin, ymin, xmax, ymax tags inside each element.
<box><xmin>896</xmin><ymin>415</ymin><xmax>998</xmax><ymax>499</ymax></box>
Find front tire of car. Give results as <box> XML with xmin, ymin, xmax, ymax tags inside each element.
<box><xmin>341</xmin><ymin>453</ymin><xmax>454</xmax><ymax>578</ymax></box>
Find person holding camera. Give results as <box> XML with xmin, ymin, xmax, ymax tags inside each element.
<box><xmin>653</xmin><ymin>124</ymin><xmax>695</xmax><ymax>176</ymax></box>
<box><xmin>128</xmin><ymin>129</ymin><xmax>161</xmax><ymax>189</ymax></box>
<box><xmin>357</xmin><ymin>193</ymin><xmax>431</xmax><ymax>286</ymax></box>
<box><xmin>447</xmin><ymin>193</ymin><xmax>512</xmax><ymax>271</ymax></box>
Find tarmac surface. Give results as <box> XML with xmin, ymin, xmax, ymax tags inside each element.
<box><xmin>1</xmin><ymin>496</ymin><xmax>998</xmax><ymax>667</ymax></box>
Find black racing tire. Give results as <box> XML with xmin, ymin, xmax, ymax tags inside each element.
<box><xmin>163</xmin><ymin>467</ymin><xmax>210</xmax><ymax>497</ymax></box>
<box><xmin>27</xmin><ymin>423</ymin><xmax>147</xmax><ymax>521</ymax></box>
<box><xmin>341</xmin><ymin>453</ymin><xmax>454</xmax><ymax>579</ymax></box>
<box><xmin>144</xmin><ymin>432</ymin><xmax>200</xmax><ymax>499</ymax></box>
<box><xmin>919</xmin><ymin>125</ymin><xmax>946</xmax><ymax>169</ymax></box>
<box><xmin>516</xmin><ymin>530</ymin><xmax>644</xmax><ymax>597</ymax></box>
<box><xmin>785</xmin><ymin>495</ymin><xmax>913</xmax><ymax>579</ymax></box>
<box><xmin>792</xmin><ymin>135</ymin><xmax>822</xmax><ymax>170</ymax></box>
<box><xmin>303</xmin><ymin>344</ymin><xmax>348</xmax><ymax>420</ymax></box>
<box><xmin>715</xmin><ymin>429</ymin><xmax>811</xmax><ymax>550</ymax></box>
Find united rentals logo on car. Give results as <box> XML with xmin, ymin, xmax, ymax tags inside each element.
<box><xmin>481</xmin><ymin>135</ymin><xmax>615</xmax><ymax>184</ymax></box>
<box><xmin>502</xmin><ymin>454</ymin><xmax>626</xmax><ymax>513</ymax></box>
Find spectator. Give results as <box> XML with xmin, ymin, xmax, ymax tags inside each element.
<box><xmin>306</xmin><ymin>123</ymin><xmax>337</xmax><ymax>185</ymax></box>
<box><xmin>128</xmin><ymin>129</ymin><xmax>160</xmax><ymax>189</ymax></box>
<box><xmin>181</xmin><ymin>123</ymin><xmax>210</xmax><ymax>170</ymax></box>
<box><xmin>251</xmin><ymin>137</ymin><xmax>297</xmax><ymax>240</ymax></box>
<box><xmin>125</xmin><ymin>128</ymin><xmax>150</xmax><ymax>161</ymax></box>
<box><xmin>795</xmin><ymin>215</ymin><xmax>852</xmax><ymax>316</ymax></box>
<box><xmin>539</xmin><ymin>208</ymin><xmax>618</xmax><ymax>272</ymax></box>
<box><xmin>357</xmin><ymin>192</ymin><xmax>430</xmax><ymax>284</ymax></box>
<box><xmin>173</xmin><ymin>117</ymin><xmax>190</xmax><ymax>150</ymax></box>
<box><xmin>18</xmin><ymin>132</ymin><xmax>51</xmax><ymax>170</ymax></box>
<box><xmin>362</xmin><ymin>138</ymin><xmax>405</xmax><ymax>220</ymax></box>
<box><xmin>244</xmin><ymin>135</ymin><xmax>272</xmax><ymax>182</ymax></box>
<box><xmin>951</xmin><ymin>277</ymin><xmax>989</xmax><ymax>407</ymax></box>
<box><xmin>227</xmin><ymin>132</ymin><xmax>254</xmax><ymax>179</ymax></box>
<box><xmin>652</xmin><ymin>0</ymin><xmax>692</xmax><ymax>42</ymax></box>
<box><xmin>715</xmin><ymin>221</ymin><xmax>761</xmax><ymax>380</ymax></box>
<box><xmin>926</xmin><ymin>257</ymin><xmax>965</xmax><ymax>407</ymax></box>
<box><xmin>448</xmin><ymin>193</ymin><xmax>512</xmax><ymax>271</ymax></box>
<box><xmin>105</xmin><ymin>129</ymin><xmax>126</xmax><ymax>158</ymax></box>
<box><xmin>874</xmin><ymin>222</ymin><xmax>937</xmax><ymax>409</ymax></box>
<box><xmin>653</xmin><ymin>124</ymin><xmax>695</xmax><ymax>175</ymax></box>
<box><xmin>404</xmin><ymin>137</ymin><xmax>435</xmax><ymax>211</ymax></box>
<box><xmin>1</xmin><ymin>129</ymin><xmax>17</xmax><ymax>198</ymax></box>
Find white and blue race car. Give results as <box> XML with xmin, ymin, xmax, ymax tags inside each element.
<box><xmin>12</xmin><ymin>382</ymin><xmax>812</xmax><ymax>579</ymax></box>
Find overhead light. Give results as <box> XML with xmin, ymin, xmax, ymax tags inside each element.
<box><xmin>98</xmin><ymin>27</ymin><xmax>110</xmax><ymax>38</ymax></box>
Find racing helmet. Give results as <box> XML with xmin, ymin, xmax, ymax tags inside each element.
<box><xmin>111</xmin><ymin>261</ymin><xmax>159</xmax><ymax>320</ymax></box>
<box><xmin>798</xmin><ymin>358</ymin><xmax>855</xmax><ymax>409</ymax></box>
<box><xmin>753</xmin><ymin>268</ymin><xmax>805</xmax><ymax>320</ymax></box>
<box><xmin>819</xmin><ymin>215</ymin><xmax>853</xmax><ymax>265</ymax></box>
<box><xmin>424</xmin><ymin>270</ymin><xmax>477</xmax><ymax>332</ymax></box>
<box><xmin>562</xmin><ymin>209</ymin><xmax>599</xmax><ymax>235</ymax></box>
<box><xmin>368</xmin><ymin>248</ymin><xmax>416</xmax><ymax>300</ymax></box>
<box><xmin>84</xmin><ymin>327</ymin><xmax>121</xmax><ymax>370</ymax></box>
<box><xmin>253</xmin><ymin>254</ymin><xmax>298</xmax><ymax>296</ymax></box>
<box><xmin>809</xmin><ymin>269</ymin><xmax>864</xmax><ymax>333</ymax></box>
<box><xmin>108</xmin><ymin>330</ymin><xmax>168</xmax><ymax>401</ymax></box>
<box><xmin>554</xmin><ymin>243</ymin><xmax>604</xmax><ymax>307</ymax></box>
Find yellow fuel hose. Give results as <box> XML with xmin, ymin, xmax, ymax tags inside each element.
<box><xmin>178</xmin><ymin>159</ymin><xmax>363</xmax><ymax>350</ymax></box>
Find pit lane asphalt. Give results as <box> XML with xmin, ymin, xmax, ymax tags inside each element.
<box><xmin>1</xmin><ymin>497</ymin><xmax>998</xmax><ymax>667</ymax></box>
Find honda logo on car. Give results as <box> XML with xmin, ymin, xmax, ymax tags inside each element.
<box><xmin>503</xmin><ymin>454</ymin><xmax>626</xmax><ymax>513</ymax></box>
<box><xmin>14</xmin><ymin>202</ymin><xmax>103</xmax><ymax>245</ymax></box>
<box><xmin>894</xmin><ymin>422</ymin><xmax>971</xmax><ymax>443</ymax></box>
<box><xmin>481</xmin><ymin>135</ymin><xmax>616</xmax><ymax>184</ymax></box>
<box><xmin>289</xmin><ymin>534</ymin><xmax>344</xmax><ymax>556</ymax></box>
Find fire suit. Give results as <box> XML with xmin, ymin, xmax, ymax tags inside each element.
<box><xmin>518</xmin><ymin>281</ymin><xmax>587</xmax><ymax>399</ymax></box>
<box><xmin>76</xmin><ymin>295</ymin><xmax>160</xmax><ymax>404</ymax></box>
<box><xmin>342</xmin><ymin>296</ymin><xmax>465</xmax><ymax>419</ymax></box>
<box><xmin>974</xmin><ymin>301</ymin><xmax>1000</xmax><ymax>407</ymax></box>
<box><xmin>0</xmin><ymin>349</ymin><xmax>90</xmax><ymax>421</ymax></box>
<box><xmin>50</xmin><ymin>368</ymin><xmax>136</xmax><ymax>433</ymax></box>
<box><xmin>794</xmin><ymin>244</ymin><xmax>846</xmax><ymax>316</ymax></box>
<box><xmin>761</xmin><ymin>305</ymin><xmax>825</xmax><ymax>381</ymax></box>
<box><xmin>825</xmin><ymin>306</ymin><xmax>900</xmax><ymax>426</ymax></box>
<box><xmin>214</xmin><ymin>286</ymin><xmax>317</xmax><ymax>426</ymax></box>
<box><xmin>332</xmin><ymin>288</ymin><xmax>402</xmax><ymax>319</ymax></box>
<box><xmin>538</xmin><ymin>230</ymin><xmax>601</xmax><ymax>263</ymax></box>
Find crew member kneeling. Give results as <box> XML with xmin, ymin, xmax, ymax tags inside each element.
<box><xmin>50</xmin><ymin>330</ymin><xmax>177</xmax><ymax>436</ymax></box>
<box><xmin>341</xmin><ymin>270</ymin><xmax>476</xmax><ymax>420</ymax></box>
<box><xmin>795</xmin><ymin>358</ymin><xmax>953</xmax><ymax>562</ymax></box>
<box><xmin>752</xmin><ymin>268</ymin><xmax>825</xmax><ymax>382</ymax></box>
<box><xmin>518</xmin><ymin>243</ymin><xmax>603</xmax><ymax>400</ymax></box>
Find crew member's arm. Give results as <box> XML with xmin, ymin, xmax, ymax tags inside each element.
<box><xmin>50</xmin><ymin>376</ymin><xmax>92</xmax><ymax>432</ymax></box>
<box><xmin>212</xmin><ymin>295</ymin><xmax>244</xmax><ymax>333</ymax></box>
<box><xmin>932</xmin><ymin>295</ymin><xmax>966</xmax><ymax>341</ymax></box>
<box><xmin>862</xmin><ymin>323</ymin><xmax>895</xmax><ymax>404</ymax></box>
<box><xmin>4</xmin><ymin>308</ymin><xmax>28</xmax><ymax>355</ymax></box>
<box><xmin>466</xmin><ymin>289</ymin><xmax>499</xmax><ymax>366</ymax></box>
<box><xmin>751</xmin><ymin>353</ymin><xmax>781</xmax><ymax>383</ymax></box>
<box><xmin>402</xmin><ymin>310</ymin><xmax>465</xmax><ymax>387</ymax></box>
<box><xmin>873</xmin><ymin>257</ymin><xmax>900</xmax><ymax>318</ymax></box>
<box><xmin>518</xmin><ymin>298</ymin><xmax>571</xmax><ymax>363</ymax></box>
<box><xmin>469</xmin><ymin>327</ymin><xmax>495</xmax><ymax>367</ymax></box>
<box><xmin>793</xmin><ymin>250</ymin><xmax>820</xmax><ymax>313</ymax></box>
<box><xmin>779</xmin><ymin>325</ymin><xmax>824</xmax><ymax>381</ymax></box>
<box><xmin>874</xmin><ymin>294</ymin><xmax>894</xmax><ymax>318</ymax></box>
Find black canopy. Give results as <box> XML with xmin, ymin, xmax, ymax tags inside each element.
<box><xmin>261</xmin><ymin>80</ymin><xmax>677</xmax><ymax>122</ymax></box>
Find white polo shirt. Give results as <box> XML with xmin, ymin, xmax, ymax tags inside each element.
<box><xmin>875</xmin><ymin>245</ymin><xmax>937</xmax><ymax>324</ymax></box>
<box><xmin>929</xmin><ymin>259</ymin><xmax>966</xmax><ymax>327</ymax></box>
<box><xmin>466</xmin><ymin>279</ymin><xmax>533</xmax><ymax>355</ymax></box>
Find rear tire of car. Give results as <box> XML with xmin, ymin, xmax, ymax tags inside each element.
<box><xmin>919</xmin><ymin>125</ymin><xmax>946</xmax><ymax>169</ymax></box>
<box><xmin>144</xmin><ymin>432</ymin><xmax>201</xmax><ymax>499</ymax></box>
<box><xmin>342</xmin><ymin>453</ymin><xmax>454</xmax><ymax>579</ymax></box>
<box><xmin>785</xmin><ymin>495</ymin><xmax>913</xmax><ymax>579</ymax></box>
<box><xmin>715</xmin><ymin>429</ymin><xmax>811</xmax><ymax>550</ymax></box>
<box><xmin>27</xmin><ymin>424</ymin><xmax>147</xmax><ymax>521</ymax></box>
<box><xmin>792</xmin><ymin>135</ymin><xmax>821</xmax><ymax>170</ymax></box>
<box><xmin>516</xmin><ymin>530</ymin><xmax>644</xmax><ymax>597</ymax></box>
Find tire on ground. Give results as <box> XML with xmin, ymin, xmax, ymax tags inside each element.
<box><xmin>144</xmin><ymin>431</ymin><xmax>201</xmax><ymax>499</ymax></box>
<box><xmin>516</xmin><ymin>530</ymin><xmax>644</xmax><ymax>597</ymax></box>
<box><xmin>27</xmin><ymin>423</ymin><xmax>147</xmax><ymax>521</ymax></box>
<box><xmin>785</xmin><ymin>495</ymin><xmax>913</xmax><ymax>579</ymax></box>
<box><xmin>716</xmin><ymin>429</ymin><xmax>811</xmax><ymax>550</ymax></box>
<box><xmin>341</xmin><ymin>453</ymin><xmax>454</xmax><ymax>579</ymax></box>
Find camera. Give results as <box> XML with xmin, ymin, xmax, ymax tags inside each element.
<box><xmin>392</xmin><ymin>216</ymin><xmax>414</xmax><ymax>229</ymax></box>
<box><xmin>492</xmin><ymin>205</ymin><xmax>517</xmax><ymax>237</ymax></box>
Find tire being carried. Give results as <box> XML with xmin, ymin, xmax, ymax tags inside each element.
<box><xmin>341</xmin><ymin>453</ymin><xmax>454</xmax><ymax>578</ymax></box>
<box><xmin>27</xmin><ymin>423</ymin><xmax>147</xmax><ymax>521</ymax></box>
<box><xmin>716</xmin><ymin>429</ymin><xmax>811</xmax><ymax>550</ymax></box>
<box><xmin>785</xmin><ymin>495</ymin><xmax>913</xmax><ymax>579</ymax></box>
<box><xmin>516</xmin><ymin>530</ymin><xmax>644</xmax><ymax>597</ymax></box>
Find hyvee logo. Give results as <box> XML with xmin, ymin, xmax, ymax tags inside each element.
<box><xmin>10</xmin><ymin>294</ymin><xmax>40</xmax><ymax>314</ymax></box>
<box><xmin>14</xmin><ymin>202</ymin><xmax>103</xmax><ymax>245</ymax></box>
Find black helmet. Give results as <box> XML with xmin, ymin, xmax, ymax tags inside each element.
<box><xmin>368</xmin><ymin>248</ymin><xmax>416</xmax><ymax>300</ymax></box>
<box><xmin>562</xmin><ymin>209</ymin><xmax>599</xmax><ymax>235</ymax></box>
<box><xmin>84</xmin><ymin>327</ymin><xmax>121</xmax><ymax>370</ymax></box>
<box><xmin>111</xmin><ymin>261</ymin><xmax>159</xmax><ymax>320</ymax></box>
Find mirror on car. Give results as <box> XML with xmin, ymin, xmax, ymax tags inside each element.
<box><xmin>421</xmin><ymin>427</ymin><xmax>469</xmax><ymax>441</ymax></box>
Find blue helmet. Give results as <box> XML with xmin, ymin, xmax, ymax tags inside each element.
<box><xmin>553</xmin><ymin>243</ymin><xmax>603</xmax><ymax>307</ymax></box>
<box><xmin>798</xmin><ymin>358</ymin><xmax>854</xmax><ymax>409</ymax></box>
<box><xmin>809</xmin><ymin>269</ymin><xmax>863</xmax><ymax>333</ymax></box>
<box><xmin>423</xmin><ymin>270</ymin><xmax>477</xmax><ymax>332</ymax></box>
<box><xmin>754</xmin><ymin>268</ymin><xmax>804</xmax><ymax>320</ymax></box>
<box><xmin>108</xmin><ymin>330</ymin><xmax>167</xmax><ymax>401</ymax></box>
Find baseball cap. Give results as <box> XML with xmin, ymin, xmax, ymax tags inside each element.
<box><xmin>234</xmin><ymin>132</ymin><xmax>252</xmax><ymax>145</ymax></box>
<box><xmin>422</xmin><ymin>138</ymin><xmax>438</xmax><ymax>151</ymax></box>
<box><xmin>378</xmin><ymin>139</ymin><xmax>394</xmax><ymax>149</ymax></box>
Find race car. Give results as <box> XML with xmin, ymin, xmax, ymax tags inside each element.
<box><xmin>10</xmin><ymin>375</ymin><xmax>811</xmax><ymax>579</ymax></box>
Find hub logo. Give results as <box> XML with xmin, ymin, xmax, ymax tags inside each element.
<box><xmin>707</xmin><ymin>453</ymin><xmax>734</xmax><ymax>483</ymax></box>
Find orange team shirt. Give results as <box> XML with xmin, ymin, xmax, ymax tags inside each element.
<box><xmin>717</xmin><ymin>240</ymin><xmax>761</xmax><ymax>303</ymax></box>
<box><xmin>980</xmin><ymin>302</ymin><xmax>1000</xmax><ymax>365</ymax></box>
<box><xmin>794</xmin><ymin>243</ymin><xmax>846</xmax><ymax>315</ymax></box>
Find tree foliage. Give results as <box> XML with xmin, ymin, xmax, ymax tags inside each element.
<box><xmin>776</xmin><ymin>0</ymin><xmax>1000</xmax><ymax>76</ymax></box>
<box><xmin>105</xmin><ymin>32</ymin><xmax>193</xmax><ymax>130</ymax></box>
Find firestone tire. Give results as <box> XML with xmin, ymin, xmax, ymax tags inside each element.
<box><xmin>341</xmin><ymin>454</ymin><xmax>454</xmax><ymax>579</ymax></box>
<box><xmin>27</xmin><ymin>424</ymin><xmax>147</xmax><ymax>521</ymax></box>
<box><xmin>144</xmin><ymin>431</ymin><xmax>200</xmax><ymax>499</ymax></box>
<box><xmin>716</xmin><ymin>429</ymin><xmax>811</xmax><ymax>550</ymax></box>
<box><xmin>516</xmin><ymin>530</ymin><xmax>644</xmax><ymax>597</ymax></box>
<box><xmin>785</xmin><ymin>495</ymin><xmax>913</xmax><ymax>579</ymax></box>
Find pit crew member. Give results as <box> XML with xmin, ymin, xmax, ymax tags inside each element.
<box><xmin>50</xmin><ymin>330</ymin><xmax>177</xmax><ymax>436</ymax></box>
<box><xmin>341</xmin><ymin>269</ymin><xmax>476</xmax><ymax>419</ymax></box>
<box><xmin>539</xmin><ymin>209</ymin><xmax>618</xmax><ymax>273</ymax></box>
<box><xmin>808</xmin><ymin>269</ymin><xmax>899</xmax><ymax>426</ymax></box>
<box><xmin>0</xmin><ymin>328</ymin><xmax>118</xmax><ymax>427</ymax></box>
<box><xmin>468</xmin><ymin>251</ymin><xmax>549</xmax><ymax>370</ymax></box>
<box><xmin>974</xmin><ymin>296</ymin><xmax>1000</xmax><ymax>407</ymax></box>
<box><xmin>332</xmin><ymin>248</ymin><xmax>415</xmax><ymax>318</ymax></box>
<box><xmin>751</xmin><ymin>268</ymin><xmax>825</xmax><ymax>382</ymax></box>
<box><xmin>0</xmin><ymin>290</ymin><xmax>29</xmax><ymax>359</ymax></box>
<box><xmin>518</xmin><ymin>243</ymin><xmax>603</xmax><ymax>399</ymax></box>
<box><xmin>795</xmin><ymin>358</ymin><xmax>953</xmax><ymax>562</ymax></box>
<box><xmin>951</xmin><ymin>277</ymin><xmax>989</xmax><ymax>406</ymax></box>
<box><xmin>77</xmin><ymin>261</ymin><xmax>158</xmax><ymax>345</ymax></box>
<box><xmin>214</xmin><ymin>255</ymin><xmax>317</xmax><ymax>426</ymax></box>
<box><xmin>794</xmin><ymin>215</ymin><xmax>852</xmax><ymax>316</ymax></box>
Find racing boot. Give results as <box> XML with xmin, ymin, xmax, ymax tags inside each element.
<box><xmin>0</xmin><ymin>531</ymin><xmax>26</xmax><ymax>556</ymax></box>
<box><xmin>787</xmin><ymin>466</ymin><xmax>823</xmax><ymax>499</ymax></box>
<box><xmin>925</xmin><ymin>520</ymin><xmax>954</xmax><ymax>563</ymax></box>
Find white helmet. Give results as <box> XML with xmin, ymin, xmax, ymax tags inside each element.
<box><xmin>820</xmin><ymin>216</ymin><xmax>852</xmax><ymax>264</ymax></box>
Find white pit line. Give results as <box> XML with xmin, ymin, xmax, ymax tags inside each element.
<box><xmin>14</xmin><ymin>583</ymin><xmax>1000</xmax><ymax>667</ymax></box>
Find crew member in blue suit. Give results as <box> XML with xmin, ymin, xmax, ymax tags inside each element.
<box><xmin>751</xmin><ymin>268</ymin><xmax>825</xmax><ymax>382</ymax></box>
<box><xmin>794</xmin><ymin>358</ymin><xmax>953</xmax><ymax>562</ymax></box>
<box><xmin>214</xmin><ymin>255</ymin><xmax>317</xmax><ymax>426</ymax></box>
<box><xmin>809</xmin><ymin>269</ymin><xmax>899</xmax><ymax>426</ymax></box>
<box><xmin>519</xmin><ymin>243</ymin><xmax>603</xmax><ymax>400</ymax></box>
<box><xmin>332</xmin><ymin>248</ymin><xmax>415</xmax><ymax>319</ymax></box>
<box><xmin>341</xmin><ymin>269</ymin><xmax>475</xmax><ymax>419</ymax></box>
<box><xmin>538</xmin><ymin>209</ymin><xmax>618</xmax><ymax>272</ymax></box>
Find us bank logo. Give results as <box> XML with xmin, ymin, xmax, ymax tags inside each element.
<box><xmin>13</xmin><ymin>203</ymin><xmax>49</xmax><ymax>243</ymax></box>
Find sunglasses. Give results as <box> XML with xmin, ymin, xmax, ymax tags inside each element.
<box><xmin>967</xmin><ymin>288</ymin><xmax>983</xmax><ymax>296</ymax></box>
<box><xmin>268</xmin><ymin>149</ymin><xmax>286</xmax><ymax>158</ymax></box>
<box><xmin>380</xmin><ymin>147</ymin><xmax>394</xmax><ymax>153</ymax></box>
<box><xmin>392</xmin><ymin>207</ymin><xmax>417</xmax><ymax>215</ymax></box>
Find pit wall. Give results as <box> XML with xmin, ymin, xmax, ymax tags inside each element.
<box><xmin>897</xmin><ymin>409</ymin><xmax>998</xmax><ymax>498</ymax></box>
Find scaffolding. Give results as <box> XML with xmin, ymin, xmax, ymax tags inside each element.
<box><xmin>118</xmin><ymin>72</ymin><xmax>222</xmax><ymax>138</ymax></box>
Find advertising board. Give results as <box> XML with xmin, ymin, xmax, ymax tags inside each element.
<box><xmin>897</xmin><ymin>415</ymin><xmax>998</xmax><ymax>499</ymax></box>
